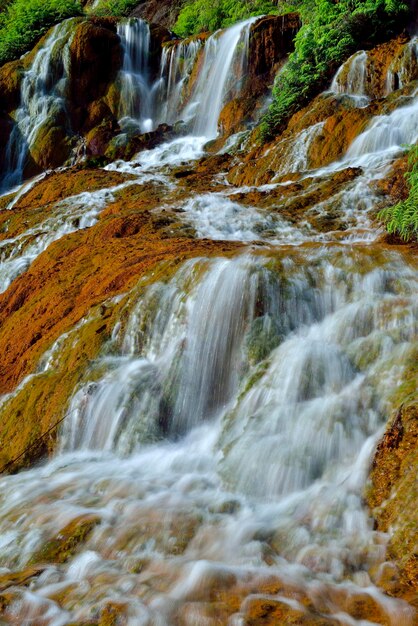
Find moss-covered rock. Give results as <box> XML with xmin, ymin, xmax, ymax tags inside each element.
<box><xmin>68</xmin><ymin>18</ymin><xmax>122</xmax><ymax>131</ymax></box>
<box><xmin>0</xmin><ymin>58</ymin><xmax>23</xmax><ymax>112</ymax></box>
<box><xmin>27</xmin><ymin>124</ymin><xmax>72</xmax><ymax>175</ymax></box>
<box><xmin>368</xmin><ymin>395</ymin><xmax>418</xmax><ymax>602</ymax></box>
<box><xmin>29</xmin><ymin>514</ymin><xmax>100</xmax><ymax>565</ymax></box>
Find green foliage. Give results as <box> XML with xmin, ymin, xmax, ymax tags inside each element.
<box><xmin>90</xmin><ymin>0</ymin><xmax>139</xmax><ymax>17</ymax></box>
<box><xmin>378</xmin><ymin>145</ymin><xmax>418</xmax><ymax>242</ymax></box>
<box><xmin>261</xmin><ymin>0</ymin><xmax>410</xmax><ymax>139</ymax></box>
<box><xmin>174</xmin><ymin>0</ymin><xmax>279</xmax><ymax>38</ymax></box>
<box><xmin>0</xmin><ymin>0</ymin><xmax>83</xmax><ymax>66</ymax></box>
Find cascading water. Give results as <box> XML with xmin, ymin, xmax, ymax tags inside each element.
<box><xmin>61</xmin><ymin>257</ymin><xmax>271</xmax><ymax>451</ymax></box>
<box><xmin>0</xmin><ymin>249</ymin><xmax>416</xmax><ymax>625</ymax></box>
<box><xmin>0</xmin><ymin>14</ymin><xmax>418</xmax><ymax>626</ymax></box>
<box><xmin>117</xmin><ymin>18</ymin><xmax>154</xmax><ymax>132</ymax></box>
<box><xmin>157</xmin><ymin>39</ymin><xmax>203</xmax><ymax>125</ymax></box>
<box><xmin>185</xmin><ymin>18</ymin><xmax>257</xmax><ymax>138</ymax></box>
<box><xmin>385</xmin><ymin>36</ymin><xmax>418</xmax><ymax>94</ymax></box>
<box><xmin>0</xmin><ymin>20</ymin><xmax>74</xmax><ymax>193</ymax></box>
<box><xmin>331</xmin><ymin>50</ymin><xmax>369</xmax><ymax>100</ymax></box>
<box><xmin>116</xmin><ymin>17</ymin><xmax>255</xmax><ymax>138</ymax></box>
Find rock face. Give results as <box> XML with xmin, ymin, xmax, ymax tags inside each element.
<box><xmin>68</xmin><ymin>18</ymin><xmax>122</xmax><ymax>132</ymax></box>
<box><xmin>129</xmin><ymin>0</ymin><xmax>183</xmax><ymax>30</ymax></box>
<box><xmin>368</xmin><ymin>398</ymin><xmax>418</xmax><ymax>601</ymax></box>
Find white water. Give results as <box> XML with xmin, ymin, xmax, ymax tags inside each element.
<box><xmin>0</xmin><ymin>180</ymin><xmax>135</xmax><ymax>293</ymax></box>
<box><xmin>117</xmin><ymin>16</ymin><xmax>256</xmax><ymax>138</ymax></box>
<box><xmin>331</xmin><ymin>50</ymin><xmax>369</xmax><ymax>103</ymax></box>
<box><xmin>158</xmin><ymin>39</ymin><xmax>203</xmax><ymax>125</ymax></box>
<box><xmin>1</xmin><ymin>20</ymin><xmax>74</xmax><ymax>193</ymax></box>
<box><xmin>117</xmin><ymin>19</ymin><xmax>155</xmax><ymax>133</ymax></box>
<box><xmin>0</xmin><ymin>17</ymin><xmax>417</xmax><ymax>626</ymax></box>
<box><xmin>0</xmin><ymin>250</ymin><xmax>416</xmax><ymax>625</ymax></box>
<box><xmin>189</xmin><ymin>18</ymin><xmax>257</xmax><ymax>137</ymax></box>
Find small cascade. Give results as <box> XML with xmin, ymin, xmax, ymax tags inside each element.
<box><xmin>346</xmin><ymin>93</ymin><xmax>418</xmax><ymax>161</ymax></box>
<box><xmin>331</xmin><ymin>50</ymin><xmax>369</xmax><ymax>103</ymax></box>
<box><xmin>157</xmin><ymin>39</ymin><xmax>203</xmax><ymax>125</ymax></box>
<box><xmin>0</xmin><ymin>180</ymin><xmax>134</xmax><ymax>293</ymax></box>
<box><xmin>385</xmin><ymin>36</ymin><xmax>418</xmax><ymax>94</ymax></box>
<box><xmin>61</xmin><ymin>256</ymin><xmax>272</xmax><ymax>451</ymax></box>
<box><xmin>0</xmin><ymin>20</ymin><xmax>74</xmax><ymax>193</ymax></box>
<box><xmin>186</xmin><ymin>17</ymin><xmax>257</xmax><ymax>138</ymax></box>
<box><xmin>117</xmin><ymin>18</ymin><xmax>154</xmax><ymax>132</ymax></box>
<box><xmin>273</xmin><ymin>121</ymin><xmax>325</xmax><ymax>176</ymax></box>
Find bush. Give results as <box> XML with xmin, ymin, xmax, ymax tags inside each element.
<box><xmin>0</xmin><ymin>0</ymin><xmax>83</xmax><ymax>66</ymax></box>
<box><xmin>174</xmin><ymin>0</ymin><xmax>279</xmax><ymax>38</ymax></box>
<box><xmin>90</xmin><ymin>0</ymin><xmax>139</xmax><ymax>17</ymax></box>
<box><xmin>378</xmin><ymin>145</ymin><xmax>418</xmax><ymax>242</ymax></box>
<box><xmin>261</xmin><ymin>0</ymin><xmax>410</xmax><ymax>139</ymax></box>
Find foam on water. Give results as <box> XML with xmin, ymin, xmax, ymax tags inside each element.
<box><xmin>0</xmin><ymin>249</ymin><xmax>416</xmax><ymax>624</ymax></box>
<box><xmin>0</xmin><ymin>180</ymin><xmax>135</xmax><ymax>293</ymax></box>
<box><xmin>1</xmin><ymin>18</ymin><xmax>418</xmax><ymax>626</ymax></box>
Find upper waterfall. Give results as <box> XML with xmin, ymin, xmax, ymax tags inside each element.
<box><xmin>188</xmin><ymin>17</ymin><xmax>257</xmax><ymax>138</ymax></box>
<box><xmin>118</xmin><ymin>16</ymin><xmax>258</xmax><ymax>138</ymax></box>
<box><xmin>0</xmin><ymin>20</ymin><xmax>74</xmax><ymax>193</ymax></box>
<box><xmin>117</xmin><ymin>18</ymin><xmax>154</xmax><ymax>133</ymax></box>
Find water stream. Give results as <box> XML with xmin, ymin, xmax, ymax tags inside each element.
<box><xmin>0</xmin><ymin>15</ymin><xmax>417</xmax><ymax>626</ymax></box>
<box><xmin>0</xmin><ymin>20</ymin><xmax>74</xmax><ymax>193</ymax></box>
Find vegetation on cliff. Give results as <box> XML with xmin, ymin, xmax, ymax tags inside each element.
<box><xmin>379</xmin><ymin>144</ymin><xmax>418</xmax><ymax>242</ymax></box>
<box><xmin>0</xmin><ymin>0</ymin><xmax>83</xmax><ymax>65</ymax></box>
<box><xmin>174</xmin><ymin>0</ymin><xmax>279</xmax><ymax>37</ymax></box>
<box><xmin>261</xmin><ymin>0</ymin><xmax>410</xmax><ymax>138</ymax></box>
<box><xmin>90</xmin><ymin>0</ymin><xmax>140</xmax><ymax>17</ymax></box>
<box><xmin>0</xmin><ymin>0</ymin><xmax>152</xmax><ymax>66</ymax></box>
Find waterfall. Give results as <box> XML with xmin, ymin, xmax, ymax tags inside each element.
<box><xmin>346</xmin><ymin>95</ymin><xmax>418</xmax><ymax>160</ymax></box>
<box><xmin>272</xmin><ymin>121</ymin><xmax>325</xmax><ymax>176</ymax></box>
<box><xmin>0</xmin><ymin>20</ymin><xmax>74</xmax><ymax>193</ymax></box>
<box><xmin>1</xmin><ymin>12</ymin><xmax>418</xmax><ymax>626</ymax></box>
<box><xmin>61</xmin><ymin>256</ymin><xmax>272</xmax><ymax>451</ymax></box>
<box><xmin>185</xmin><ymin>18</ymin><xmax>257</xmax><ymax>138</ymax></box>
<box><xmin>385</xmin><ymin>36</ymin><xmax>418</xmax><ymax>94</ymax></box>
<box><xmin>0</xmin><ymin>249</ymin><xmax>416</xmax><ymax>625</ymax></box>
<box><xmin>116</xmin><ymin>18</ymin><xmax>154</xmax><ymax>133</ymax></box>
<box><xmin>330</xmin><ymin>50</ymin><xmax>369</xmax><ymax>105</ymax></box>
<box><xmin>116</xmin><ymin>17</ymin><xmax>256</xmax><ymax>137</ymax></box>
<box><xmin>157</xmin><ymin>39</ymin><xmax>203</xmax><ymax>125</ymax></box>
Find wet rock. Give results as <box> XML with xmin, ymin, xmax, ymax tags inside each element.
<box><xmin>241</xmin><ymin>596</ymin><xmax>339</xmax><ymax>625</ymax></box>
<box><xmin>130</xmin><ymin>0</ymin><xmax>183</xmax><ymax>30</ymax></box>
<box><xmin>26</xmin><ymin>124</ymin><xmax>72</xmax><ymax>176</ymax></box>
<box><xmin>0</xmin><ymin>566</ymin><xmax>46</xmax><ymax>592</ymax></box>
<box><xmin>0</xmin><ymin>59</ymin><xmax>23</xmax><ymax>112</ymax></box>
<box><xmin>368</xmin><ymin>399</ymin><xmax>418</xmax><ymax>600</ymax></box>
<box><xmin>105</xmin><ymin>123</ymin><xmax>175</xmax><ymax>161</ymax></box>
<box><xmin>29</xmin><ymin>514</ymin><xmax>100</xmax><ymax>565</ymax></box>
<box><xmin>68</xmin><ymin>18</ymin><xmax>122</xmax><ymax>131</ymax></box>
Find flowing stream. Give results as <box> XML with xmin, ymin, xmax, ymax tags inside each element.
<box><xmin>0</xmin><ymin>16</ymin><xmax>417</xmax><ymax>626</ymax></box>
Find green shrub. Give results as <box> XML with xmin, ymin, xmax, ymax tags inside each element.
<box><xmin>90</xmin><ymin>0</ymin><xmax>139</xmax><ymax>17</ymax></box>
<box><xmin>0</xmin><ymin>0</ymin><xmax>83</xmax><ymax>65</ymax></box>
<box><xmin>174</xmin><ymin>0</ymin><xmax>279</xmax><ymax>38</ymax></box>
<box><xmin>378</xmin><ymin>145</ymin><xmax>418</xmax><ymax>242</ymax></box>
<box><xmin>261</xmin><ymin>0</ymin><xmax>410</xmax><ymax>139</ymax></box>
